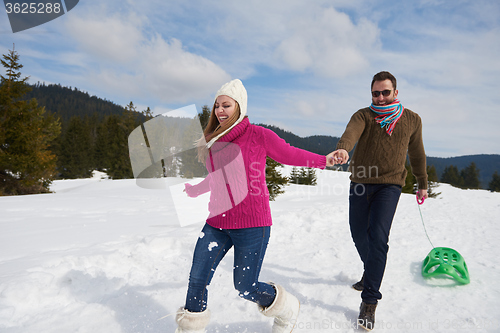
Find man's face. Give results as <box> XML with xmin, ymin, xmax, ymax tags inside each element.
<box><xmin>371</xmin><ymin>79</ymin><xmax>398</xmax><ymax>106</ymax></box>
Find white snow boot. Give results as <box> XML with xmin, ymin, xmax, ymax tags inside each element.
<box><xmin>175</xmin><ymin>307</ymin><xmax>211</xmax><ymax>333</ymax></box>
<box><xmin>259</xmin><ymin>284</ymin><xmax>300</xmax><ymax>333</ymax></box>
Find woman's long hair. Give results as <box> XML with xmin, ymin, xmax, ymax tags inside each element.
<box><xmin>197</xmin><ymin>101</ymin><xmax>241</xmax><ymax>164</ymax></box>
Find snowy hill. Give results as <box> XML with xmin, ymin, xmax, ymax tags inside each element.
<box><xmin>1</xmin><ymin>170</ymin><xmax>499</xmax><ymax>332</ymax></box>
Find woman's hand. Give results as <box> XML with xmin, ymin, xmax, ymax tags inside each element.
<box><xmin>184</xmin><ymin>183</ymin><xmax>195</xmax><ymax>197</ymax></box>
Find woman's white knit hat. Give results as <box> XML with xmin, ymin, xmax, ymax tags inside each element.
<box><xmin>215</xmin><ymin>79</ymin><xmax>247</xmax><ymax>118</ymax></box>
<box><xmin>206</xmin><ymin>79</ymin><xmax>248</xmax><ymax>148</ymax></box>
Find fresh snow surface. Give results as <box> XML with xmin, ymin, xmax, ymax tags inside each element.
<box><xmin>1</xmin><ymin>169</ymin><xmax>499</xmax><ymax>332</ymax></box>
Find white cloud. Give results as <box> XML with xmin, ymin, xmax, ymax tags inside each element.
<box><xmin>64</xmin><ymin>7</ymin><xmax>231</xmax><ymax>104</ymax></box>
<box><xmin>140</xmin><ymin>36</ymin><xmax>231</xmax><ymax>101</ymax></box>
<box><xmin>274</xmin><ymin>8</ymin><xmax>379</xmax><ymax>77</ymax></box>
<box><xmin>67</xmin><ymin>12</ymin><xmax>143</xmax><ymax>63</ymax></box>
<box><xmin>140</xmin><ymin>1</ymin><xmax>380</xmax><ymax>79</ymax></box>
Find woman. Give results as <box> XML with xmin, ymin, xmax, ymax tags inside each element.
<box><xmin>176</xmin><ymin>79</ymin><xmax>335</xmax><ymax>333</ymax></box>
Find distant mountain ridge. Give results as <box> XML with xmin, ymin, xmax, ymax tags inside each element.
<box><xmin>27</xmin><ymin>83</ymin><xmax>499</xmax><ymax>188</ymax></box>
<box><xmin>257</xmin><ymin>124</ymin><xmax>340</xmax><ymax>156</ymax></box>
<box><xmin>25</xmin><ymin>83</ymin><xmax>127</xmax><ymax>123</ymax></box>
<box><xmin>426</xmin><ymin>154</ymin><xmax>500</xmax><ymax>189</ymax></box>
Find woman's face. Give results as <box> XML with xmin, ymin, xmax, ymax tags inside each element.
<box><xmin>215</xmin><ymin>95</ymin><xmax>237</xmax><ymax>124</ymax></box>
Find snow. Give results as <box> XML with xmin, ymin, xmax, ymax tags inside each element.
<box><xmin>1</xmin><ymin>169</ymin><xmax>500</xmax><ymax>332</ymax></box>
<box><xmin>208</xmin><ymin>242</ymin><xmax>219</xmax><ymax>252</ymax></box>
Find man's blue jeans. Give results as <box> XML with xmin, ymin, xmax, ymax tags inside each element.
<box><xmin>349</xmin><ymin>182</ymin><xmax>402</xmax><ymax>304</ymax></box>
<box><xmin>184</xmin><ymin>223</ymin><xmax>276</xmax><ymax>312</ymax></box>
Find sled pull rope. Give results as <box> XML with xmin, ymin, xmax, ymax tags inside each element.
<box><xmin>416</xmin><ymin>192</ymin><xmax>446</xmax><ymax>264</ymax></box>
<box><xmin>416</xmin><ymin>192</ymin><xmax>436</xmax><ymax>249</ymax></box>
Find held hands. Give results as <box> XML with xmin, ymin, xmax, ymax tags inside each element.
<box><xmin>326</xmin><ymin>149</ymin><xmax>349</xmax><ymax>166</ymax></box>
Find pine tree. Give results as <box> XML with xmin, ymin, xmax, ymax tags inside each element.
<box><xmin>198</xmin><ymin>105</ymin><xmax>211</xmax><ymax>131</ymax></box>
<box><xmin>402</xmin><ymin>162</ymin><xmax>416</xmax><ymax>194</ymax></box>
<box><xmin>86</xmin><ymin>113</ymin><xmax>100</xmax><ymax>170</ymax></box>
<box><xmin>302</xmin><ymin>168</ymin><xmax>317</xmax><ymax>185</ymax></box>
<box><xmin>299</xmin><ymin>168</ymin><xmax>308</xmax><ymax>184</ymax></box>
<box><xmin>461</xmin><ymin>162</ymin><xmax>481</xmax><ymax>189</ymax></box>
<box><xmin>97</xmin><ymin>102</ymin><xmax>143</xmax><ymax>179</ymax></box>
<box><xmin>266</xmin><ymin>157</ymin><xmax>288</xmax><ymax>201</ymax></box>
<box><xmin>488</xmin><ymin>171</ymin><xmax>500</xmax><ymax>192</ymax></box>
<box><xmin>58</xmin><ymin>116</ymin><xmax>93</xmax><ymax>178</ymax></box>
<box><xmin>177</xmin><ymin>113</ymin><xmax>208</xmax><ymax>179</ymax></box>
<box><xmin>402</xmin><ymin>163</ymin><xmax>440</xmax><ymax>198</ymax></box>
<box><xmin>96</xmin><ymin>109</ymin><xmax>138</xmax><ymax>179</ymax></box>
<box><xmin>289</xmin><ymin>167</ymin><xmax>300</xmax><ymax>184</ymax></box>
<box><xmin>142</xmin><ymin>106</ymin><xmax>153</xmax><ymax>120</ymax></box>
<box><xmin>426</xmin><ymin>165</ymin><xmax>440</xmax><ymax>198</ymax></box>
<box><xmin>0</xmin><ymin>47</ymin><xmax>61</xmax><ymax>195</ymax></box>
<box><xmin>441</xmin><ymin>165</ymin><xmax>464</xmax><ymax>188</ymax></box>
<box><xmin>289</xmin><ymin>166</ymin><xmax>317</xmax><ymax>186</ymax></box>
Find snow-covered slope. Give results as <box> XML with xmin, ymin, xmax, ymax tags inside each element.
<box><xmin>1</xmin><ymin>170</ymin><xmax>499</xmax><ymax>332</ymax></box>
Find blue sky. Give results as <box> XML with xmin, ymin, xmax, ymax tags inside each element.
<box><xmin>1</xmin><ymin>0</ymin><xmax>499</xmax><ymax>157</ymax></box>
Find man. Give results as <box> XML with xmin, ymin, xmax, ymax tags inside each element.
<box><xmin>331</xmin><ymin>71</ymin><xmax>428</xmax><ymax>331</ymax></box>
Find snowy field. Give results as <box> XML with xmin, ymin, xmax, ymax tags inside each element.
<box><xmin>1</xmin><ymin>169</ymin><xmax>499</xmax><ymax>333</ymax></box>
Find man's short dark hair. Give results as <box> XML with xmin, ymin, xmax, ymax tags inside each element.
<box><xmin>371</xmin><ymin>71</ymin><xmax>397</xmax><ymax>90</ymax></box>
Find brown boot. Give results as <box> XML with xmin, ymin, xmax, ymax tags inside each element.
<box><xmin>352</xmin><ymin>273</ymin><xmax>364</xmax><ymax>291</ymax></box>
<box><xmin>357</xmin><ymin>301</ymin><xmax>377</xmax><ymax>331</ymax></box>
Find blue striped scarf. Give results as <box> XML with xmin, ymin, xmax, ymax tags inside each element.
<box><xmin>370</xmin><ymin>99</ymin><xmax>404</xmax><ymax>136</ymax></box>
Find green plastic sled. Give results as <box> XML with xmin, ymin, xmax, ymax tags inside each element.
<box><xmin>422</xmin><ymin>247</ymin><xmax>470</xmax><ymax>284</ymax></box>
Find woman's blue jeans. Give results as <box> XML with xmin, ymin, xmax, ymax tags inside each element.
<box><xmin>184</xmin><ymin>223</ymin><xmax>276</xmax><ymax>312</ymax></box>
<box><xmin>349</xmin><ymin>182</ymin><xmax>402</xmax><ymax>304</ymax></box>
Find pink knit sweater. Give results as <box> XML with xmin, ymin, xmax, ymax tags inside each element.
<box><xmin>185</xmin><ymin>117</ymin><xmax>326</xmax><ymax>229</ymax></box>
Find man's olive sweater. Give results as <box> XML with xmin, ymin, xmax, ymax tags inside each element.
<box><xmin>336</xmin><ymin>107</ymin><xmax>428</xmax><ymax>189</ymax></box>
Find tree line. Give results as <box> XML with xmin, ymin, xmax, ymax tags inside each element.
<box><xmin>1</xmin><ymin>48</ymin><xmax>499</xmax><ymax>196</ymax></box>
<box><xmin>441</xmin><ymin>163</ymin><xmax>500</xmax><ymax>192</ymax></box>
<box><xmin>54</xmin><ymin>101</ymin><xmax>152</xmax><ymax>180</ymax></box>
<box><xmin>426</xmin><ymin>154</ymin><xmax>500</xmax><ymax>190</ymax></box>
<box><xmin>0</xmin><ymin>48</ymin><xmax>154</xmax><ymax>195</ymax></box>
